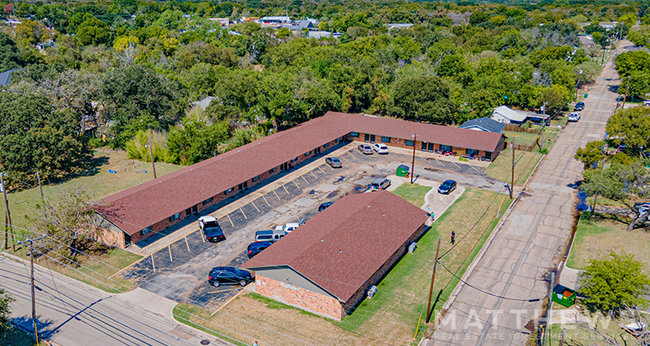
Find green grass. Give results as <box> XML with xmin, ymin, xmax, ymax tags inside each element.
<box><xmin>486</xmin><ymin>149</ymin><xmax>543</xmax><ymax>185</ymax></box>
<box><xmin>0</xmin><ymin>326</ymin><xmax>40</xmax><ymax>346</ymax></box>
<box><xmin>173</xmin><ymin>304</ymin><xmax>248</xmax><ymax>346</ymax></box>
<box><xmin>566</xmin><ymin>212</ymin><xmax>650</xmax><ymax>275</ymax></box>
<box><xmin>504</xmin><ymin>131</ymin><xmax>540</xmax><ymax>146</ymax></box>
<box><xmin>1</xmin><ymin>149</ymin><xmax>183</xmax><ymax>232</ymax></box>
<box><xmin>391</xmin><ymin>183</ymin><xmax>432</xmax><ymax>207</ymax></box>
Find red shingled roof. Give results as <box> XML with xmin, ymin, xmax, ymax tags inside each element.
<box><xmin>97</xmin><ymin>112</ymin><xmax>501</xmax><ymax>235</ymax></box>
<box><xmin>242</xmin><ymin>191</ymin><xmax>428</xmax><ymax>302</ymax></box>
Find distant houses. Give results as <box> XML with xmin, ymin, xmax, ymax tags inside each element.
<box><xmin>459</xmin><ymin>117</ymin><xmax>506</xmax><ymax>133</ymax></box>
<box><xmin>490</xmin><ymin>105</ymin><xmax>527</xmax><ymax>125</ymax></box>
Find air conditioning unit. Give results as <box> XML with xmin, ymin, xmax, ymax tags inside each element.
<box><xmin>367</xmin><ymin>285</ymin><xmax>378</xmax><ymax>299</ymax></box>
<box><xmin>408</xmin><ymin>242</ymin><xmax>417</xmax><ymax>253</ymax></box>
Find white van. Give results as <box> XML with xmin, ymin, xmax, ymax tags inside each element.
<box><xmin>255</xmin><ymin>229</ymin><xmax>286</xmax><ymax>243</ymax></box>
<box><xmin>274</xmin><ymin>222</ymin><xmax>301</xmax><ymax>233</ymax></box>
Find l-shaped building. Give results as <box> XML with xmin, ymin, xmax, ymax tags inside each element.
<box><xmin>95</xmin><ymin>111</ymin><xmax>505</xmax><ymax>248</ymax></box>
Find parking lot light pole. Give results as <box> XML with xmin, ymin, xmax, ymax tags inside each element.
<box><xmin>411</xmin><ymin>133</ymin><xmax>416</xmax><ymax>184</ymax></box>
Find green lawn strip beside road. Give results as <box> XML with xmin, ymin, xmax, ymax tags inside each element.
<box><xmin>566</xmin><ymin>212</ymin><xmax>650</xmax><ymax>275</ymax></box>
<box><xmin>0</xmin><ymin>325</ymin><xmax>41</xmax><ymax>346</ymax></box>
<box><xmin>172</xmin><ymin>304</ymin><xmax>248</xmax><ymax>346</ymax></box>
<box><xmin>504</xmin><ymin>131</ymin><xmax>540</xmax><ymax>146</ymax></box>
<box><xmin>391</xmin><ymin>183</ymin><xmax>432</xmax><ymax>207</ymax></box>
<box><xmin>9</xmin><ymin>245</ymin><xmax>141</xmax><ymax>294</ymax></box>
<box><xmin>1</xmin><ymin>149</ymin><xmax>183</xmax><ymax>232</ymax></box>
<box><xmin>173</xmin><ymin>188</ymin><xmax>512</xmax><ymax>345</ymax></box>
<box><xmin>486</xmin><ymin>149</ymin><xmax>543</xmax><ymax>185</ymax></box>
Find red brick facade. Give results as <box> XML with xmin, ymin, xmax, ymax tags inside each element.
<box><xmin>254</xmin><ymin>275</ymin><xmax>346</xmax><ymax>320</ymax></box>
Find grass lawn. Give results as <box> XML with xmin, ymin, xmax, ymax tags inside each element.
<box><xmin>504</xmin><ymin>131</ymin><xmax>540</xmax><ymax>146</ymax></box>
<box><xmin>0</xmin><ymin>326</ymin><xmax>41</xmax><ymax>346</ymax></box>
<box><xmin>10</xmin><ymin>244</ymin><xmax>142</xmax><ymax>294</ymax></box>
<box><xmin>391</xmin><ymin>183</ymin><xmax>432</xmax><ymax>207</ymax></box>
<box><xmin>566</xmin><ymin>213</ymin><xmax>650</xmax><ymax>275</ymax></box>
<box><xmin>1</xmin><ymin>149</ymin><xmax>183</xmax><ymax>232</ymax></box>
<box><xmin>548</xmin><ymin>310</ymin><xmax>641</xmax><ymax>345</ymax></box>
<box><xmin>486</xmin><ymin>149</ymin><xmax>543</xmax><ymax>185</ymax></box>
<box><xmin>173</xmin><ymin>188</ymin><xmax>512</xmax><ymax>346</ymax></box>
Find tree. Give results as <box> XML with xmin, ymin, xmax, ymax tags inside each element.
<box><xmin>578</xmin><ymin>251</ymin><xmax>650</xmax><ymax>314</ymax></box>
<box><xmin>27</xmin><ymin>186</ymin><xmax>99</xmax><ymax>259</ymax></box>
<box><xmin>581</xmin><ymin>164</ymin><xmax>624</xmax><ymax>214</ymax></box>
<box><xmin>392</xmin><ymin>75</ymin><xmax>457</xmax><ymax>124</ymax></box>
<box><xmin>606</xmin><ymin>106</ymin><xmax>650</xmax><ymax>153</ymax></box>
<box><xmin>0</xmin><ymin>92</ymin><xmax>92</xmax><ymax>182</ymax></box>
<box><xmin>166</xmin><ymin>117</ymin><xmax>231</xmax><ymax>165</ymax></box>
<box><xmin>625</xmin><ymin>71</ymin><xmax>650</xmax><ymax>100</ymax></box>
<box><xmin>539</xmin><ymin>84</ymin><xmax>570</xmax><ymax>114</ymax></box>
<box><xmin>0</xmin><ymin>287</ymin><xmax>12</xmax><ymax>330</ymax></box>
<box><xmin>575</xmin><ymin>140</ymin><xmax>606</xmax><ymax>169</ymax></box>
<box><xmin>614</xmin><ymin>50</ymin><xmax>650</xmax><ymax>77</ymax></box>
<box><xmin>76</xmin><ymin>16</ymin><xmax>111</xmax><ymax>46</ymax></box>
<box><xmin>276</xmin><ymin>27</ymin><xmax>291</xmax><ymax>40</ymax></box>
<box><xmin>0</xmin><ymin>32</ymin><xmax>24</xmax><ymax>72</ymax></box>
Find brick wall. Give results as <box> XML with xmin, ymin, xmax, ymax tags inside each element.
<box><xmin>342</xmin><ymin>223</ymin><xmax>427</xmax><ymax>314</ymax></box>
<box><xmin>255</xmin><ymin>275</ymin><xmax>346</xmax><ymax>320</ymax></box>
<box><xmin>89</xmin><ymin>225</ymin><xmax>126</xmax><ymax>249</ymax></box>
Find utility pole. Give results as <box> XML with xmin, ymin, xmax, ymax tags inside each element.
<box><xmin>544</xmin><ymin>271</ymin><xmax>555</xmax><ymax>346</ymax></box>
<box><xmin>18</xmin><ymin>235</ymin><xmax>47</xmax><ymax>345</ymax></box>
<box><xmin>559</xmin><ymin>328</ymin><xmax>565</xmax><ymax>346</ymax></box>
<box><xmin>36</xmin><ymin>172</ymin><xmax>44</xmax><ymax>202</ymax></box>
<box><xmin>510</xmin><ymin>143</ymin><xmax>515</xmax><ymax>199</ymax></box>
<box><xmin>425</xmin><ymin>237</ymin><xmax>441</xmax><ymax>323</ymax></box>
<box><xmin>540</xmin><ymin>102</ymin><xmax>547</xmax><ymax>152</ymax></box>
<box><xmin>146</xmin><ymin>139</ymin><xmax>157</xmax><ymax>179</ymax></box>
<box><xmin>622</xmin><ymin>76</ymin><xmax>630</xmax><ymax>109</ymax></box>
<box><xmin>1</xmin><ymin>176</ymin><xmax>15</xmax><ymax>251</ymax></box>
<box><xmin>410</xmin><ymin>133</ymin><xmax>417</xmax><ymax>184</ymax></box>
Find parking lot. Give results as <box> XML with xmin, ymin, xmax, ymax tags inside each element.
<box><xmin>119</xmin><ymin>142</ymin><xmax>508</xmax><ymax>309</ymax></box>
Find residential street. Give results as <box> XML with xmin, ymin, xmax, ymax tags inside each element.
<box><xmin>0</xmin><ymin>254</ymin><xmax>232</xmax><ymax>346</ymax></box>
<box><xmin>427</xmin><ymin>41</ymin><xmax>633</xmax><ymax>345</ymax></box>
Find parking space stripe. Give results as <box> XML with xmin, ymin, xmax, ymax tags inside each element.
<box><xmin>262</xmin><ymin>195</ymin><xmax>270</xmax><ymax>205</ymax></box>
<box><xmin>184</xmin><ymin>236</ymin><xmax>190</xmax><ymax>252</ymax></box>
<box><xmin>292</xmin><ymin>180</ymin><xmax>300</xmax><ymax>188</ymax></box>
<box><xmin>168</xmin><ymin>245</ymin><xmax>173</xmax><ymax>262</ymax></box>
<box><xmin>200</xmin><ymin>230</ymin><xmax>205</xmax><ymax>242</ymax></box>
<box><xmin>301</xmin><ymin>175</ymin><xmax>309</xmax><ymax>183</ymax></box>
<box><xmin>251</xmin><ymin>201</ymin><xmax>260</xmax><ymax>212</ymax></box>
<box><xmin>451</xmin><ymin>161</ymin><xmax>462</xmax><ymax>169</ymax></box>
<box><xmin>226</xmin><ymin>213</ymin><xmax>234</xmax><ymax>227</ymax></box>
<box><xmin>239</xmin><ymin>208</ymin><xmax>248</xmax><ymax>219</ymax></box>
<box><xmin>310</xmin><ymin>171</ymin><xmax>318</xmax><ymax>179</ymax></box>
<box><xmin>283</xmin><ymin>185</ymin><xmax>290</xmax><ymax>195</ymax></box>
<box><xmin>273</xmin><ymin>190</ymin><xmax>281</xmax><ymax>200</ymax></box>
<box><xmin>151</xmin><ymin>255</ymin><xmax>156</xmax><ymax>272</ymax></box>
<box><xmin>318</xmin><ymin>166</ymin><xmax>326</xmax><ymax>174</ymax></box>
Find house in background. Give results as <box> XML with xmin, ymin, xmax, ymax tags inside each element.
<box><xmin>0</xmin><ymin>69</ymin><xmax>22</xmax><ymax>87</ymax></box>
<box><xmin>459</xmin><ymin>117</ymin><xmax>506</xmax><ymax>133</ymax></box>
<box><xmin>242</xmin><ymin>191</ymin><xmax>429</xmax><ymax>320</ymax></box>
<box><xmin>490</xmin><ymin>105</ymin><xmax>527</xmax><ymax>125</ymax></box>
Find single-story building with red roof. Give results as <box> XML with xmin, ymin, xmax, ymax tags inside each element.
<box><xmin>242</xmin><ymin>191</ymin><xmax>429</xmax><ymax>320</ymax></box>
<box><xmin>94</xmin><ymin>112</ymin><xmax>504</xmax><ymax>248</ymax></box>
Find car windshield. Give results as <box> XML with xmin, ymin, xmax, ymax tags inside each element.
<box><xmin>331</xmin><ymin>158</ymin><xmax>340</xmax><ymax>163</ymax></box>
<box><xmin>204</xmin><ymin>226</ymin><xmax>223</xmax><ymax>236</ymax></box>
<box><xmin>232</xmin><ymin>268</ymin><xmax>241</xmax><ymax>276</ymax></box>
<box><xmin>442</xmin><ymin>181</ymin><xmax>453</xmax><ymax>188</ymax></box>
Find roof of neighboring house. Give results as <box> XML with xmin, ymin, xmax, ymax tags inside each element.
<box><xmin>191</xmin><ymin>96</ymin><xmax>215</xmax><ymax>111</ymax></box>
<box><xmin>492</xmin><ymin>105</ymin><xmax>527</xmax><ymax>122</ymax></box>
<box><xmin>309</xmin><ymin>31</ymin><xmax>331</xmax><ymax>38</ymax></box>
<box><xmin>97</xmin><ymin>112</ymin><xmax>502</xmax><ymax>235</ymax></box>
<box><xmin>0</xmin><ymin>69</ymin><xmax>22</xmax><ymax>87</ymax></box>
<box><xmin>243</xmin><ymin>191</ymin><xmax>428</xmax><ymax>302</ymax></box>
<box><xmin>459</xmin><ymin>117</ymin><xmax>506</xmax><ymax>133</ymax></box>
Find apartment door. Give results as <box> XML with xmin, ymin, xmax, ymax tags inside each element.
<box><xmin>427</xmin><ymin>143</ymin><xmax>434</xmax><ymax>152</ymax></box>
<box><xmin>364</xmin><ymin>133</ymin><xmax>370</xmax><ymax>142</ymax></box>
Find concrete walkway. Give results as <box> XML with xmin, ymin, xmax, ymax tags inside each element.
<box><xmin>426</xmin><ymin>41</ymin><xmax>633</xmax><ymax>345</ymax></box>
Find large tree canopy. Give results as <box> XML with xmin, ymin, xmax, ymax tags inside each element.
<box><xmin>392</xmin><ymin>75</ymin><xmax>456</xmax><ymax>124</ymax></box>
<box><xmin>0</xmin><ymin>93</ymin><xmax>91</xmax><ymax>181</ymax></box>
<box><xmin>0</xmin><ymin>33</ymin><xmax>24</xmax><ymax>72</ymax></box>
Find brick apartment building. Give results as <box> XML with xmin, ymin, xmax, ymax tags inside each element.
<box><xmin>94</xmin><ymin>111</ymin><xmax>504</xmax><ymax>248</ymax></box>
<box><xmin>242</xmin><ymin>191</ymin><xmax>429</xmax><ymax>320</ymax></box>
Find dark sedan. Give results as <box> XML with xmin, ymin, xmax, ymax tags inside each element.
<box><xmin>438</xmin><ymin>180</ymin><xmax>457</xmax><ymax>194</ymax></box>
<box><xmin>208</xmin><ymin>267</ymin><xmax>254</xmax><ymax>287</ymax></box>
<box><xmin>247</xmin><ymin>241</ymin><xmax>272</xmax><ymax>259</ymax></box>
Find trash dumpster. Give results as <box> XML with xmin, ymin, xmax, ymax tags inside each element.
<box><xmin>396</xmin><ymin>164</ymin><xmax>410</xmax><ymax>177</ymax></box>
<box><xmin>552</xmin><ymin>284</ymin><xmax>576</xmax><ymax>307</ymax></box>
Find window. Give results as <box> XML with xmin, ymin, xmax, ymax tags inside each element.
<box><xmin>381</xmin><ymin>136</ymin><xmax>391</xmax><ymax>143</ymax></box>
<box><xmin>169</xmin><ymin>213</ymin><xmax>180</xmax><ymax>222</ymax></box>
<box><xmin>253</xmin><ymin>175</ymin><xmax>260</xmax><ymax>182</ymax></box>
<box><xmin>269</xmin><ymin>168</ymin><xmax>276</xmax><ymax>174</ymax></box>
<box><xmin>405</xmin><ymin>140</ymin><xmax>414</xmax><ymax>147</ymax></box>
<box><xmin>203</xmin><ymin>197</ymin><xmax>213</xmax><ymax>204</ymax></box>
<box><xmin>324</xmin><ymin>143</ymin><xmax>330</xmax><ymax>148</ymax></box>
<box><xmin>440</xmin><ymin>145</ymin><xmax>452</xmax><ymax>153</ymax></box>
<box><xmin>291</xmin><ymin>157</ymin><xmax>298</xmax><ymax>163</ymax></box>
<box><xmin>225</xmin><ymin>188</ymin><xmax>233</xmax><ymax>194</ymax></box>
<box><xmin>305</xmin><ymin>151</ymin><xmax>311</xmax><ymax>156</ymax></box>
<box><xmin>350</xmin><ymin>132</ymin><xmax>359</xmax><ymax>138</ymax></box>
<box><xmin>466</xmin><ymin>149</ymin><xmax>479</xmax><ymax>156</ymax></box>
<box><xmin>142</xmin><ymin>226</ymin><xmax>152</xmax><ymax>235</ymax></box>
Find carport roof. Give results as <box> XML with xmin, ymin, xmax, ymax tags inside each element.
<box><xmin>97</xmin><ymin>112</ymin><xmax>501</xmax><ymax>236</ymax></box>
<box><xmin>242</xmin><ymin>191</ymin><xmax>428</xmax><ymax>303</ymax></box>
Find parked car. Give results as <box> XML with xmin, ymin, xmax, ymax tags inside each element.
<box><xmin>568</xmin><ymin>112</ymin><xmax>580</xmax><ymax>122</ymax></box>
<box><xmin>255</xmin><ymin>229</ymin><xmax>286</xmax><ymax>243</ymax></box>
<box><xmin>247</xmin><ymin>241</ymin><xmax>272</xmax><ymax>258</ymax></box>
<box><xmin>198</xmin><ymin>216</ymin><xmax>225</xmax><ymax>243</ymax></box>
<box><xmin>208</xmin><ymin>267</ymin><xmax>253</xmax><ymax>287</ymax></box>
<box><xmin>358</xmin><ymin>144</ymin><xmax>373</xmax><ymax>154</ymax></box>
<box><xmin>372</xmin><ymin>143</ymin><xmax>389</xmax><ymax>154</ymax></box>
<box><xmin>318</xmin><ymin>201</ymin><xmax>335</xmax><ymax>212</ymax></box>
<box><xmin>370</xmin><ymin>178</ymin><xmax>391</xmax><ymax>191</ymax></box>
<box><xmin>438</xmin><ymin>180</ymin><xmax>457</xmax><ymax>194</ymax></box>
<box><xmin>325</xmin><ymin>157</ymin><xmax>342</xmax><ymax>168</ymax></box>
<box><xmin>275</xmin><ymin>222</ymin><xmax>300</xmax><ymax>233</ymax></box>
<box><xmin>574</xmin><ymin>102</ymin><xmax>585</xmax><ymax>111</ymax></box>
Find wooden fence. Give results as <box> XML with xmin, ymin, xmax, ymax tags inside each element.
<box><xmin>503</xmin><ymin>124</ymin><xmax>539</xmax><ymax>134</ymax></box>
<box><xmin>507</xmin><ymin>136</ymin><xmax>540</xmax><ymax>152</ymax></box>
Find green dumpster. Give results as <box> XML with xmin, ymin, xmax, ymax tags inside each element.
<box><xmin>552</xmin><ymin>284</ymin><xmax>576</xmax><ymax>307</ymax></box>
<box><xmin>396</xmin><ymin>164</ymin><xmax>410</xmax><ymax>177</ymax></box>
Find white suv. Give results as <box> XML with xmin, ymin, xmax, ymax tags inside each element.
<box><xmin>373</xmin><ymin>143</ymin><xmax>389</xmax><ymax>154</ymax></box>
<box><xmin>568</xmin><ymin>112</ymin><xmax>580</xmax><ymax>122</ymax></box>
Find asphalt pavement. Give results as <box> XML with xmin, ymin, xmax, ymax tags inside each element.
<box><xmin>426</xmin><ymin>41</ymin><xmax>631</xmax><ymax>346</ymax></box>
